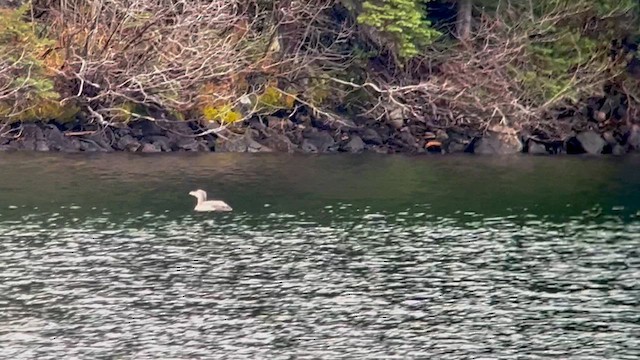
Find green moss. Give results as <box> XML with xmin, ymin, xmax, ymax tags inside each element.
<box><xmin>202</xmin><ymin>104</ymin><xmax>243</xmax><ymax>124</ymax></box>
<box><xmin>256</xmin><ymin>86</ymin><xmax>295</xmax><ymax>111</ymax></box>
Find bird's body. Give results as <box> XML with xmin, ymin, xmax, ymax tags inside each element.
<box><xmin>189</xmin><ymin>189</ymin><xmax>232</xmax><ymax>212</ymax></box>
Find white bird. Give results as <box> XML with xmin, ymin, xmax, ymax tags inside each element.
<box><xmin>188</xmin><ymin>189</ymin><xmax>233</xmax><ymax>212</ymax></box>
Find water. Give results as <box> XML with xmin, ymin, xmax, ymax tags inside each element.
<box><xmin>0</xmin><ymin>153</ymin><xmax>639</xmax><ymax>359</ymax></box>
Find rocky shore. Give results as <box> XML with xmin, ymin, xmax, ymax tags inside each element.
<box><xmin>1</xmin><ymin>114</ymin><xmax>639</xmax><ymax>155</ymax></box>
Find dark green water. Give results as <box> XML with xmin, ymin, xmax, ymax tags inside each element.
<box><xmin>0</xmin><ymin>153</ymin><xmax>639</xmax><ymax>359</ymax></box>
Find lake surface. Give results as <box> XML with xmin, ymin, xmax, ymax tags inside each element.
<box><xmin>0</xmin><ymin>153</ymin><xmax>639</xmax><ymax>359</ymax></box>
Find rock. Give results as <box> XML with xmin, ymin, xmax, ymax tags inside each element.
<box><xmin>398</xmin><ymin>129</ymin><xmax>417</xmax><ymax>149</ymax></box>
<box><xmin>116</xmin><ymin>134</ymin><xmax>142</xmax><ymax>152</ymax></box>
<box><xmin>612</xmin><ymin>144</ymin><xmax>627</xmax><ymax>155</ymax></box>
<box><xmin>260</xmin><ymin>131</ymin><xmax>298</xmax><ymax>153</ymax></box>
<box><xmin>42</xmin><ymin>125</ymin><xmax>68</xmax><ymax>151</ymax></box>
<box><xmin>267</xmin><ymin>116</ymin><xmax>294</xmax><ymax>130</ymax></box>
<box><xmin>84</xmin><ymin>131</ymin><xmax>113</xmax><ymax>152</ymax></box>
<box><xmin>302</xmin><ymin>130</ymin><xmax>336</xmax><ymax>152</ymax></box>
<box><xmin>79</xmin><ymin>138</ymin><xmax>105</xmax><ymax>152</ymax></box>
<box><xmin>141</xmin><ymin>143</ymin><xmax>162</xmax><ymax>153</ymax></box>
<box><xmin>602</xmin><ymin>131</ymin><xmax>617</xmax><ymax>145</ymax></box>
<box><xmin>131</xmin><ymin>120</ymin><xmax>165</xmax><ymax>137</ymax></box>
<box><xmin>386</xmin><ymin>105</ymin><xmax>404</xmax><ymax>129</ymax></box>
<box><xmin>19</xmin><ymin>123</ymin><xmax>45</xmax><ymax>150</ymax></box>
<box><xmin>176</xmin><ymin>137</ymin><xmax>200</xmax><ymax>151</ymax></box>
<box><xmin>593</xmin><ymin>110</ymin><xmax>607</xmax><ymax>122</ymax></box>
<box><xmin>163</xmin><ymin>120</ymin><xmax>194</xmax><ymax>136</ymax></box>
<box><xmin>576</xmin><ymin>130</ymin><xmax>606</xmax><ymax>154</ymax></box>
<box><xmin>332</xmin><ymin>117</ymin><xmax>358</xmax><ymax>130</ymax></box>
<box><xmin>360</xmin><ymin>128</ymin><xmax>383</xmax><ymax>145</ymax></box>
<box><xmin>35</xmin><ymin>141</ymin><xmax>50</xmax><ymax>152</ymax></box>
<box><xmin>474</xmin><ymin>127</ymin><xmax>523</xmax><ymax>154</ymax></box>
<box><xmin>216</xmin><ymin>131</ymin><xmax>271</xmax><ymax>152</ymax></box>
<box><xmin>628</xmin><ymin>124</ymin><xmax>640</xmax><ymax>151</ymax></box>
<box><xmin>247</xmin><ymin>117</ymin><xmax>267</xmax><ymax>131</ymax></box>
<box><xmin>436</xmin><ymin>129</ymin><xmax>449</xmax><ymax>142</ymax></box>
<box><xmin>344</xmin><ymin>135</ymin><xmax>365</xmax><ymax>153</ymax></box>
<box><xmin>447</xmin><ymin>139</ymin><xmax>469</xmax><ymax>153</ymax></box>
<box><xmin>527</xmin><ymin>140</ymin><xmax>548</xmax><ymax>155</ymax></box>
<box><xmin>149</xmin><ymin>136</ymin><xmax>172</xmax><ymax>152</ymax></box>
<box><xmin>301</xmin><ymin>139</ymin><xmax>318</xmax><ymax>153</ymax></box>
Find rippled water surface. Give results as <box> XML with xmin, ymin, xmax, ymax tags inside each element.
<box><xmin>1</xmin><ymin>153</ymin><xmax>639</xmax><ymax>359</ymax></box>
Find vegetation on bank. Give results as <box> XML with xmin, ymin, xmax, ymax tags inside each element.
<box><xmin>1</xmin><ymin>0</ymin><xmax>639</xmax><ymax>140</ymax></box>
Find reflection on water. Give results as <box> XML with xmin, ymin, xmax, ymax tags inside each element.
<box><xmin>0</xmin><ymin>154</ymin><xmax>639</xmax><ymax>359</ymax></box>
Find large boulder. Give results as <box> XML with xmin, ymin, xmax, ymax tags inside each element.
<box><xmin>628</xmin><ymin>124</ymin><xmax>640</xmax><ymax>151</ymax></box>
<box><xmin>360</xmin><ymin>128</ymin><xmax>384</xmax><ymax>145</ymax></box>
<box><xmin>527</xmin><ymin>140</ymin><xmax>548</xmax><ymax>155</ymax></box>
<box><xmin>18</xmin><ymin>123</ymin><xmax>45</xmax><ymax>151</ymax></box>
<box><xmin>116</xmin><ymin>134</ymin><xmax>142</xmax><ymax>152</ymax></box>
<box><xmin>302</xmin><ymin>130</ymin><xmax>336</xmax><ymax>152</ymax></box>
<box><xmin>576</xmin><ymin>130</ymin><xmax>606</xmax><ymax>155</ymax></box>
<box><xmin>215</xmin><ymin>131</ymin><xmax>272</xmax><ymax>152</ymax></box>
<box><xmin>474</xmin><ymin>126</ymin><xmax>523</xmax><ymax>154</ymax></box>
<box><xmin>343</xmin><ymin>135</ymin><xmax>365</xmax><ymax>153</ymax></box>
<box><xmin>259</xmin><ymin>130</ymin><xmax>298</xmax><ymax>153</ymax></box>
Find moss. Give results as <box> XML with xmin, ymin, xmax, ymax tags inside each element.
<box><xmin>202</xmin><ymin>104</ymin><xmax>243</xmax><ymax>124</ymax></box>
<box><xmin>256</xmin><ymin>85</ymin><xmax>296</xmax><ymax>111</ymax></box>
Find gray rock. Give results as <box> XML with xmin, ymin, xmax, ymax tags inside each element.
<box><xmin>303</xmin><ymin>131</ymin><xmax>335</xmax><ymax>152</ymax></box>
<box><xmin>176</xmin><ymin>137</ymin><xmax>200</xmax><ymax>151</ymax></box>
<box><xmin>386</xmin><ymin>105</ymin><xmax>405</xmax><ymax>129</ymax></box>
<box><xmin>116</xmin><ymin>134</ymin><xmax>142</xmax><ymax>152</ymax></box>
<box><xmin>42</xmin><ymin>126</ymin><xmax>67</xmax><ymax>151</ymax></box>
<box><xmin>436</xmin><ymin>129</ymin><xmax>449</xmax><ymax>142</ymax></box>
<box><xmin>266</xmin><ymin>116</ymin><xmax>295</xmax><ymax>131</ymax></box>
<box><xmin>602</xmin><ymin>131</ymin><xmax>617</xmax><ymax>145</ymax></box>
<box><xmin>260</xmin><ymin>131</ymin><xmax>298</xmax><ymax>153</ymax></box>
<box><xmin>612</xmin><ymin>144</ymin><xmax>627</xmax><ymax>156</ymax></box>
<box><xmin>628</xmin><ymin>124</ymin><xmax>640</xmax><ymax>151</ymax></box>
<box><xmin>149</xmin><ymin>136</ymin><xmax>172</xmax><ymax>152</ymax></box>
<box><xmin>576</xmin><ymin>131</ymin><xmax>606</xmax><ymax>154</ymax></box>
<box><xmin>35</xmin><ymin>141</ymin><xmax>50</xmax><ymax>152</ymax></box>
<box><xmin>360</xmin><ymin>128</ymin><xmax>383</xmax><ymax>145</ymax></box>
<box><xmin>398</xmin><ymin>129</ymin><xmax>417</xmax><ymax>149</ymax></box>
<box><xmin>216</xmin><ymin>132</ymin><xmax>271</xmax><ymax>152</ymax></box>
<box><xmin>447</xmin><ymin>139</ymin><xmax>469</xmax><ymax>153</ymax></box>
<box><xmin>344</xmin><ymin>135</ymin><xmax>365</xmax><ymax>153</ymax></box>
<box><xmin>301</xmin><ymin>139</ymin><xmax>318</xmax><ymax>153</ymax></box>
<box><xmin>474</xmin><ymin>129</ymin><xmax>523</xmax><ymax>154</ymax></box>
<box><xmin>15</xmin><ymin>124</ymin><xmax>44</xmax><ymax>150</ymax></box>
<box><xmin>162</xmin><ymin>120</ymin><xmax>194</xmax><ymax>139</ymax></box>
<box><xmin>527</xmin><ymin>141</ymin><xmax>548</xmax><ymax>155</ymax></box>
<box><xmin>79</xmin><ymin>139</ymin><xmax>103</xmax><ymax>152</ymax></box>
<box><xmin>85</xmin><ymin>132</ymin><xmax>113</xmax><ymax>151</ymax></box>
<box><xmin>141</xmin><ymin>143</ymin><xmax>162</xmax><ymax>153</ymax></box>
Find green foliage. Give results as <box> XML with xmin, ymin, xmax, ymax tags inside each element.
<box><xmin>0</xmin><ymin>3</ymin><xmax>77</xmax><ymax>122</ymax></box>
<box><xmin>494</xmin><ymin>0</ymin><xmax>639</xmax><ymax>106</ymax></box>
<box><xmin>357</xmin><ymin>0</ymin><xmax>441</xmax><ymax>59</ymax></box>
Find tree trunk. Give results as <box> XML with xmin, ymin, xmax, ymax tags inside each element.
<box><xmin>456</xmin><ymin>0</ymin><xmax>472</xmax><ymax>41</ymax></box>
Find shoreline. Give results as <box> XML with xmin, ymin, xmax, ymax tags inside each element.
<box><xmin>1</xmin><ymin>118</ymin><xmax>639</xmax><ymax>156</ymax></box>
